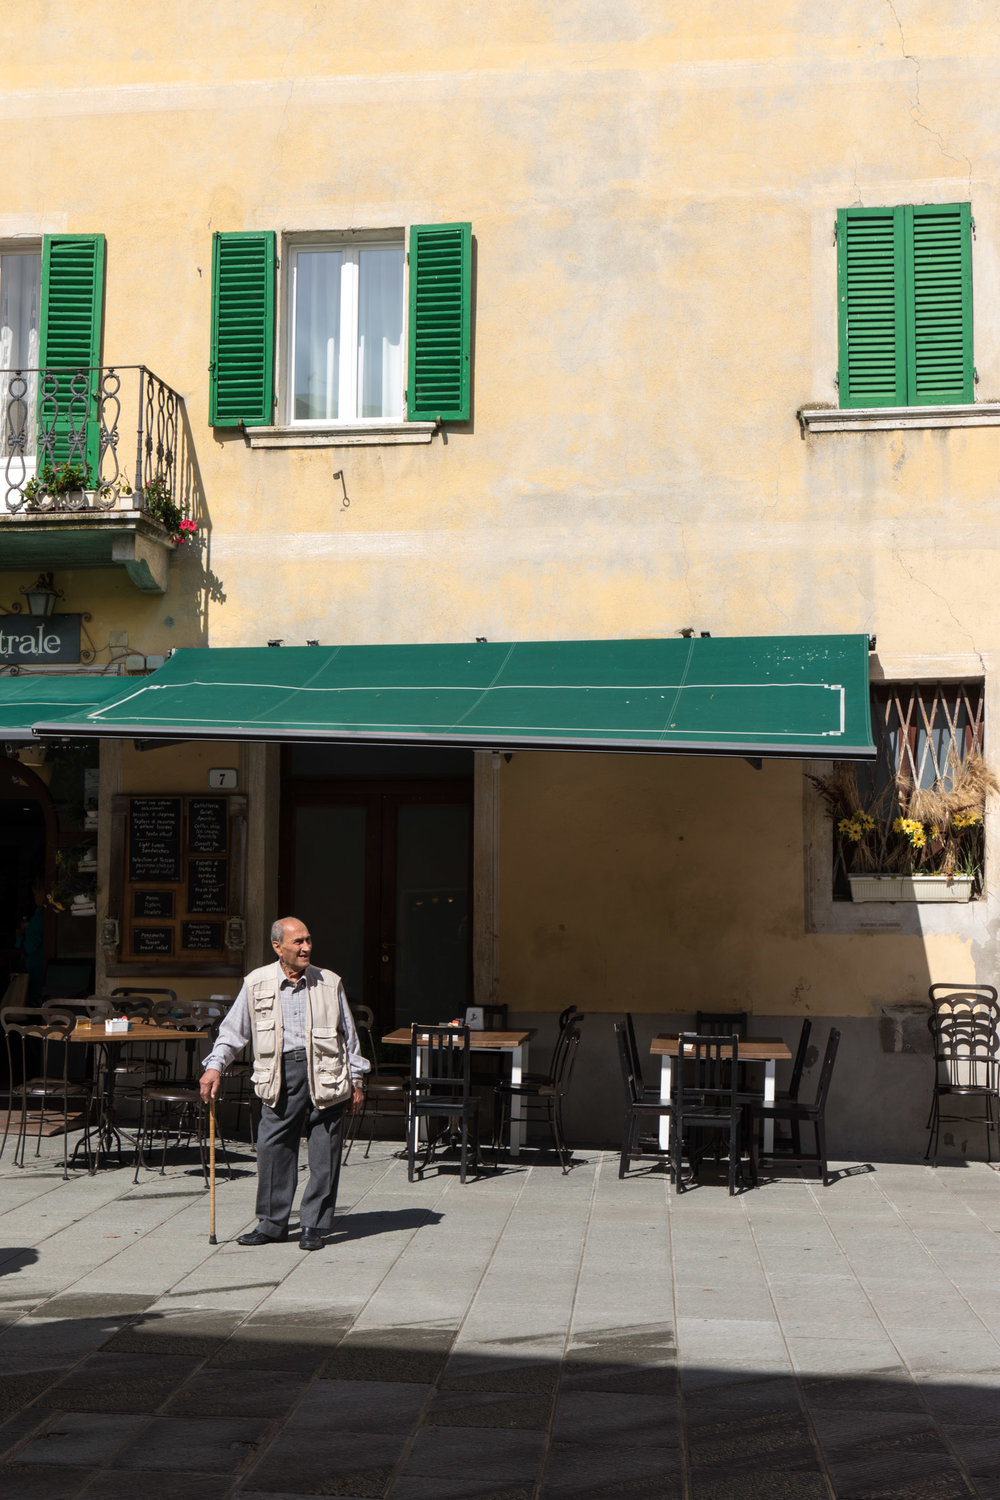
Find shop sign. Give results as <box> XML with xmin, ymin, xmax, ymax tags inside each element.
<box><xmin>0</xmin><ymin>614</ymin><xmax>81</xmax><ymax>665</ymax></box>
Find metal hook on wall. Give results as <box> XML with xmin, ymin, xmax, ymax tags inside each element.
<box><xmin>333</xmin><ymin>470</ymin><xmax>350</xmax><ymax>509</ymax></box>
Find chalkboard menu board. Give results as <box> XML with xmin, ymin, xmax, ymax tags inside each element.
<box><xmin>133</xmin><ymin>890</ymin><xmax>175</xmax><ymax>920</ymax></box>
<box><xmin>182</xmin><ymin>920</ymin><xmax>225</xmax><ymax>951</ymax></box>
<box><xmin>129</xmin><ymin>799</ymin><xmax>182</xmax><ymax>882</ymax></box>
<box><xmin>188</xmin><ymin>858</ymin><xmax>227</xmax><ymax>914</ymax></box>
<box><xmin>188</xmin><ymin>799</ymin><xmax>228</xmax><ymax>855</ymax></box>
<box><xmin>133</xmin><ymin>926</ymin><xmax>174</xmax><ymax>955</ymax></box>
<box><xmin>114</xmin><ymin>794</ymin><xmax>245</xmax><ymax>971</ymax></box>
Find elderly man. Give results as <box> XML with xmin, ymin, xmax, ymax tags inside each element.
<box><xmin>200</xmin><ymin>916</ymin><xmax>368</xmax><ymax>1250</ymax></box>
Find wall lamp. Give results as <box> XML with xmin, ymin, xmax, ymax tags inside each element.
<box><xmin>20</xmin><ymin>573</ymin><xmax>64</xmax><ymax>618</ymax></box>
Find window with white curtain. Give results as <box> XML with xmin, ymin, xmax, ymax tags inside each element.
<box><xmin>288</xmin><ymin>237</ymin><xmax>404</xmax><ymax>423</ymax></box>
<box><xmin>0</xmin><ymin>247</ymin><xmax>41</xmax><ymax>459</ymax></box>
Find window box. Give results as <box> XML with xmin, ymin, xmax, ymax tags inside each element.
<box><xmin>848</xmin><ymin>874</ymin><xmax>974</xmax><ymax>903</ymax></box>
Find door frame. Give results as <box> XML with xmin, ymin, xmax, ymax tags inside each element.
<box><xmin>278</xmin><ymin>772</ymin><xmax>474</xmax><ymax>1030</ymax></box>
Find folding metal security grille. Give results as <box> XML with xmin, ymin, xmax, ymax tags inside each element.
<box><xmin>833</xmin><ymin>681</ymin><xmax>985</xmax><ymax>897</ymax></box>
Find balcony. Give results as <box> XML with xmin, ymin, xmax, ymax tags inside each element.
<box><xmin>1</xmin><ymin>367</ymin><xmax>189</xmax><ymax>592</ymax></box>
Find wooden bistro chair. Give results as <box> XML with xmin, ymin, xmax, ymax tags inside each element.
<box><xmin>407</xmin><ymin>1024</ymin><xmax>483</xmax><ymax>1184</ymax></box>
<box><xmin>751</xmin><ymin>1027</ymin><xmax>842</xmax><ymax>1185</ymax></box>
<box><xmin>614</xmin><ymin>1020</ymin><xmax>672</xmax><ymax>1178</ymax></box>
<box><xmin>671</xmin><ymin>1032</ymin><xmax>751</xmax><ymax>1196</ymax></box>
<box><xmin>1</xmin><ymin>1007</ymin><xmax>96</xmax><ymax>1179</ymax></box>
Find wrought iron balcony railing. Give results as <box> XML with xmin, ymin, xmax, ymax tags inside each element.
<box><xmin>1</xmin><ymin>366</ymin><xmax>183</xmax><ymax>517</ymax></box>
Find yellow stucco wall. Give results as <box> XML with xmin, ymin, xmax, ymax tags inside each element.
<box><xmin>4</xmin><ymin>4</ymin><xmax>998</xmax><ymax>1016</ymax></box>
<box><xmin>499</xmin><ymin>752</ymin><xmax>974</xmax><ymax>1017</ymax></box>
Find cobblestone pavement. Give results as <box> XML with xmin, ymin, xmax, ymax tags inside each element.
<box><xmin>1</xmin><ymin>1133</ymin><xmax>999</xmax><ymax>1499</ymax></box>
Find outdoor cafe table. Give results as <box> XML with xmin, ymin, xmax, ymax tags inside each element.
<box><xmin>650</xmin><ymin>1034</ymin><xmax>793</xmax><ymax>1154</ymax></box>
<box><xmin>381</xmin><ymin>1027</ymin><xmax>536</xmax><ymax>1155</ymax></box>
<box><xmin>69</xmin><ymin>1019</ymin><xmax>213</xmax><ymax>1164</ymax></box>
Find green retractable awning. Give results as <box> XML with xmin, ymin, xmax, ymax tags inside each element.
<box><xmin>30</xmin><ymin>635</ymin><xmax>876</xmax><ymax>759</ymax></box>
<box><xmin>0</xmin><ymin>675</ymin><xmax>127</xmax><ymax>740</ymax></box>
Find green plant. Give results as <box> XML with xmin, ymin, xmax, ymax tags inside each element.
<box><xmin>45</xmin><ymin>846</ymin><xmax>96</xmax><ymax>912</ymax></box>
<box><xmin>23</xmin><ymin>460</ymin><xmax>93</xmax><ymax>507</ymax></box>
<box><xmin>139</xmin><ymin>476</ymin><xmax>190</xmax><ymax>541</ymax></box>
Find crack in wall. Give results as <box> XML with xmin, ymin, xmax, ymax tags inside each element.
<box><xmin>893</xmin><ymin>549</ymin><xmax>985</xmax><ymax>668</ymax></box>
<box><xmin>885</xmin><ymin>0</ymin><xmax>974</xmax><ymax>194</ymax></box>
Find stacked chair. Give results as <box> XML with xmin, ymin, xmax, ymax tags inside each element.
<box><xmin>925</xmin><ymin>985</ymin><xmax>1000</xmax><ymax>1166</ymax></box>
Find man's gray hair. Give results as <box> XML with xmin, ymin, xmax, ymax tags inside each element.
<box><xmin>270</xmin><ymin>919</ymin><xmax>287</xmax><ymax>944</ymax></box>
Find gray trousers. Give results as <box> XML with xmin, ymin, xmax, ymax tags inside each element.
<box><xmin>255</xmin><ymin>1050</ymin><xmax>347</xmax><ymax>1236</ymax></box>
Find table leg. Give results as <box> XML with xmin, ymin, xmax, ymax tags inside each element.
<box><xmin>659</xmin><ymin>1056</ymin><xmax>672</xmax><ymax>1151</ymax></box>
<box><xmin>509</xmin><ymin>1043</ymin><xmax>528</xmax><ymax>1155</ymax></box>
<box><xmin>763</xmin><ymin>1059</ymin><xmax>776</xmax><ymax>1154</ymax></box>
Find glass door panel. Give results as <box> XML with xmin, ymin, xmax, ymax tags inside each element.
<box><xmin>291</xmin><ymin>805</ymin><xmax>367</xmax><ymax>1003</ymax></box>
<box><xmin>392</xmin><ymin>803</ymin><xmax>471</xmax><ymax>1029</ymax></box>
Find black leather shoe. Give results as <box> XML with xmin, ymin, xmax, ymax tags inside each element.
<box><xmin>299</xmin><ymin>1227</ymin><xmax>324</xmax><ymax>1251</ymax></box>
<box><xmin>236</xmin><ymin>1228</ymin><xmax>286</xmax><ymax>1246</ymax></box>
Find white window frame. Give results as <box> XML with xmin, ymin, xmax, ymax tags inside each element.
<box><xmin>0</xmin><ymin>241</ymin><xmax>42</xmax><ymax>474</ymax></box>
<box><xmin>283</xmin><ymin>230</ymin><xmax>405</xmax><ymax>428</ymax></box>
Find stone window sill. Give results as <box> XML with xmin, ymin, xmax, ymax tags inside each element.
<box><xmin>244</xmin><ymin>421</ymin><xmax>440</xmax><ymax>448</ymax></box>
<box><xmin>798</xmin><ymin>402</ymin><xmax>1000</xmax><ymax>433</ymax></box>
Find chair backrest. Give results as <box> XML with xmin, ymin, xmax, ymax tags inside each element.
<box><xmin>482</xmin><ymin>1003</ymin><xmax>508</xmax><ymax>1030</ymax></box>
<box><xmin>623</xmin><ymin>1013</ymin><xmax>644</xmax><ymax>1085</ymax></box>
<box><xmin>614</xmin><ymin>1020</ymin><xmax>641</xmax><ymax>1106</ymax></box>
<box><xmin>43</xmin><ymin>996</ymin><xmax>112</xmax><ymax>1022</ymax></box>
<box><xmin>812</xmin><ymin>1027</ymin><xmax>842</xmax><ymax>1109</ymax></box>
<box><xmin>696</xmin><ymin>1010</ymin><xmax>749</xmax><ymax>1039</ymax></box>
<box><xmin>929</xmin><ymin>985</ymin><xmax>1000</xmax><ymax>1028</ymax></box>
<box><xmin>674</xmin><ymin>1032</ymin><xmax>740</xmax><ymax>1107</ymax></box>
<box><xmin>787</xmin><ymin>1017</ymin><xmax>813</xmax><ymax>1102</ymax></box>
<box><xmin>348</xmin><ymin>1002</ymin><xmax>388</xmax><ymax>1083</ymax></box>
<box><xmin>544</xmin><ymin>1007</ymin><xmax>584</xmax><ymax>1084</ymax></box>
<box><xmin>409</xmin><ymin>1023</ymin><xmax>472</xmax><ymax>1099</ymax></box>
<box><xmin>112</xmin><ymin>987</ymin><xmax>179</xmax><ymax>1005</ymax></box>
<box><xmin>558</xmin><ymin>1004</ymin><xmax>582</xmax><ymax>1032</ymax></box>
<box><xmin>929</xmin><ymin>1014</ymin><xmax>998</xmax><ymax>1090</ymax></box>
<box><xmin>552</xmin><ymin>1023</ymin><xmax>582</xmax><ymax>1095</ymax></box>
<box><xmin>2</xmin><ymin>1006</ymin><xmax>78</xmax><ymax>1086</ymax></box>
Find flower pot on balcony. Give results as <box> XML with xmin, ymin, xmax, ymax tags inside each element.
<box><xmin>848</xmin><ymin>874</ymin><xmax>975</xmax><ymax>903</ymax></box>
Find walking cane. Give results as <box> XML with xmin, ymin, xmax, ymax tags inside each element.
<box><xmin>208</xmin><ymin>1094</ymin><xmax>218</xmax><ymax>1245</ymax></box>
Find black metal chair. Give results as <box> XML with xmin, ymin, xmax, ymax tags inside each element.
<box><xmin>493</xmin><ymin>1019</ymin><xmax>582</xmax><ymax>1173</ymax></box>
<box><xmin>751</xmin><ymin>1027</ymin><xmax>841</xmax><ymax>1185</ymax></box>
<box><xmin>925</xmin><ymin>985</ymin><xmax>1000</xmax><ymax>1136</ymax></box>
<box><xmin>671</xmin><ymin>1032</ymin><xmax>751</xmax><ymax>1195</ymax></box>
<box><xmin>1</xmin><ymin>1007</ymin><xmax>96</xmax><ymax>1178</ymax></box>
<box><xmin>614</xmin><ymin>1020</ymin><xmax>672</xmax><ymax>1178</ymax></box>
<box><xmin>925</xmin><ymin>1014</ymin><xmax>999</xmax><ymax>1166</ymax></box>
<box><xmin>133</xmin><ymin>1075</ymin><xmax>231</xmax><ymax>1187</ymax></box>
<box><xmin>696</xmin><ymin>1010</ymin><xmax>749</xmax><ymax>1038</ymax></box>
<box><xmin>407</xmin><ymin>1024</ymin><xmax>482</xmax><ymax>1184</ymax></box>
<box><xmin>345</xmin><ymin>1002</ymin><xmax>408</xmax><ymax>1161</ymax></box>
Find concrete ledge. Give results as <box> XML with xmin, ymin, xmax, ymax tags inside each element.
<box><xmin>798</xmin><ymin>402</ymin><xmax>1000</xmax><ymax>433</ymax></box>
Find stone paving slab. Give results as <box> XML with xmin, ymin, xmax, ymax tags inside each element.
<box><xmin>1</xmin><ymin>1138</ymin><xmax>999</xmax><ymax>1496</ymax></box>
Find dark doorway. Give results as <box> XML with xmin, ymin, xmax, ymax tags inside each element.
<box><xmin>0</xmin><ymin>757</ymin><xmax>49</xmax><ymax>999</ymax></box>
<box><xmin>280</xmin><ymin>746</ymin><xmax>473</xmax><ymax>1032</ymax></box>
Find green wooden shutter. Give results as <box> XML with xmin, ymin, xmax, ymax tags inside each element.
<box><xmin>38</xmin><ymin>233</ymin><xmax>105</xmax><ymax>473</ymax></box>
<box><xmin>838</xmin><ymin>207</ymin><xmax>906</xmax><ymax>408</ymax></box>
<box><xmin>406</xmin><ymin>222</ymin><xmax>471</xmax><ymax>421</ymax></box>
<box><xmin>906</xmin><ymin>202</ymin><xmax>973</xmax><ymax>405</ymax></box>
<box><xmin>210</xmin><ymin>231</ymin><xmax>276</xmax><ymax>427</ymax></box>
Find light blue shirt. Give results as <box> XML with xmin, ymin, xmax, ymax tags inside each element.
<box><xmin>203</xmin><ymin>966</ymin><xmax>369</xmax><ymax>1081</ymax></box>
